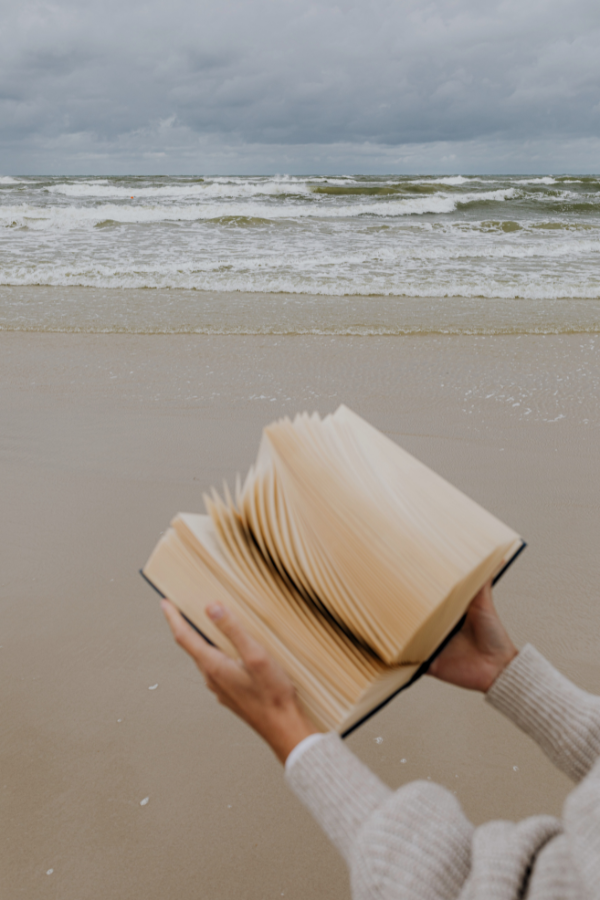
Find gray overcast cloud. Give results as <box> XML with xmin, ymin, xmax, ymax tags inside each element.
<box><xmin>1</xmin><ymin>0</ymin><xmax>600</xmax><ymax>173</ymax></box>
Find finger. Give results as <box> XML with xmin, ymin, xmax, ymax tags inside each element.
<box><xmin>161</xmin><ymin>599</ymin><xmax>228</xmax><ymax>674</ymax></box>
<box><xmin>470</xmin><ymin>579</ymin><xmax>493</xmax><ymax>610</ymax></box>
<box><xmin>206</xmin><ymin>604</ymin><xmax>268</xmax><ymax>670</ymax></box>
<box><xmin>204</xmin><ymin>676</ymin><xmax>245</xmax><ymax>717</ymax></box>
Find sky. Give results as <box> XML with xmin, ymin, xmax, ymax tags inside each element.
<box><xmin>1</xmin><ymin>0</ymin><xmax>600</xmax><ymax>174</ymax></box>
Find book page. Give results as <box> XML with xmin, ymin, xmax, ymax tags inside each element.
<box><xmin>169</xmin><ymin>512</ymin><xmax>396</xmax><ymax>726</ymax></box>
<box><xmin>259</xmin><ymin>409</ymin><xmax>520</xmax><ymax>663</ymax></box>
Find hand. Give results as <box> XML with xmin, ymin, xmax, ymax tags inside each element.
<box><xmin>161</xmin><ymin>599</ymin><xmax>319</xmax><ymax>763</ymax></box>
<box><xmin>427</xmin><ymin>581</ymin><xmax>518</xmax><ymax>692</ymax></box>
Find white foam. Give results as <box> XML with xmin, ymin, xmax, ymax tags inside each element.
<box><xmin>0</xmin><ymin>189</ymin><xmax>519</xmax><ymax>232</ymax></box>
<box><xmin>429</xmin><ymin>175</ymin><xmax>471</xmax><ymax>185</ymax></box>
<box><xmin>46</xmin><ymin>179</ymin><xmax>314</xmax><ymax>200</ymax></box>
<box><xmin>518</xmin><ymin>176</ymin><xmax>557</xmax><ymax>185</ymax></box>
<box><xmin>2</xmin><ymin>257</ymin><xmax>599</xmax><ymax>299</ymax></box>
<box><xmin>410</xmin><ymin>175</ymin><xmax>482</xmax><ymax>185</ymax></box>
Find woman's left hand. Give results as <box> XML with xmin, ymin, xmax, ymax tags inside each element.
<box><xmin>427</xmin><ymin>581</ymin><xmax>518</xmax><ymax>692</ymax></box>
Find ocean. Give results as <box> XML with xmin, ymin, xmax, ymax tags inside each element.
<box><xmin>1</xmin><ymin>173</ymin><xmax>599</xmax><ymax>334</ymax></box>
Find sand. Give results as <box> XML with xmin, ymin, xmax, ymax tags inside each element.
<box><xmin>1</xmin><ymin>331</ymin><xmax>599</xmax><ymax>900</ymax></box>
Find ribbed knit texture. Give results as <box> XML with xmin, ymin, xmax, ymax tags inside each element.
<box><xmin>284</xmin><ymin>731</ymin><xmax>392</xmax><ymax>860</ymax></box>
<box><xmin>486</xmin><ymin>643</ymin><xmax>600</xmax><ymax>783</ymax></box>
<box><xmin>286</xmin><ymin>646</ymin><xmax>600</xmax><ymax>900</ymax></box>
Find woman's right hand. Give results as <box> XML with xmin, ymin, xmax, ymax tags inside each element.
<box><xmin>427</xmin><ymin>581</ymin><xmax>518</xmax><ymax>692</ymax></box>
<box><xmin>160</xmin><ymin>599</ymin><xmax>318</xmax><ymax>763</ymax></box>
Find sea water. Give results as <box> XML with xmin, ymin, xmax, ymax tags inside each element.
<box><xmin>1</xmin><ymin>174</ymin><xmax>599</xmax><ymax>334</ymax></box>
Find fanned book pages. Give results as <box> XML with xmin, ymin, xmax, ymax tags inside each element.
<box><xmin>142</xmin><ymin>405</ymin><xmax>525</xmax><ymax>736</ymax></box>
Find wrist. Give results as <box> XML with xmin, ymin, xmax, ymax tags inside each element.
<box><xmin>485</xmin><ymin>644</ymin><xmax>519</xmax><ymax>692</ymax></box>
<box><xmin>261</xmin><ymin>702</ymin><xmax>319</xmax><ymax>764</ymax></box>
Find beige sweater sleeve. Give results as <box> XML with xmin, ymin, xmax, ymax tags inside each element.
<box><xmin>286</xmin><ymin>731</ymin><xmax>474</xmax><ymax>898</ymax></box>
<box><xmin>283</xmin><ymin>730</ymin><xmax>392</xmax><ymax>861</ymax></box>
<box><xmin>486</xmin><ymin>643</ymin><xmax>600</xmax><ymax>782</ymax></box>
<box><xmin>285</xmin><ymin>646</ymin><xmax>600</xmax><ymax>900</ymax></box>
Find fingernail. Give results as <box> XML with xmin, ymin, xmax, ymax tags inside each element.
<box><xmin>206</xmin><ymin>603</ymin><xmax>225</xmax><ymax>620</ymax></box>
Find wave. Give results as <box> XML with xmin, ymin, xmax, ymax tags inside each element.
<box><xmin>5</xmin><ymin>176</ymin><xmax>600</xmax><ymax>217</ymax></box>
<box><xmin>0</xmin><ymin>190</ymin><xmax>518</xmax><ymax>230</ymax></box>
<box><xmin>412</xmin><ymin>175</ymin><xmax>473</xmax><ymax>186</ymax></box>
<box><xmin>209</xmin><ymin>174</ymin><xmax>310</xmax><ymax>185</ymax></box>
<box><xmin>516</xmin><ymin>176</ymin><xmax>557</xmax><ymax>185</ymax></box>
<box><xmin>2</xmin><ymin>261</ymin><xmax>599</xmax><ymax>298</ymax></box>
<box><xmin>46</xmin><ymin>179</ymin><xmax>314</xmax><ymax>200</ymax></box>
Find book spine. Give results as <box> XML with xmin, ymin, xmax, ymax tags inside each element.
<box><xmin>340</xmin><ymin>612</ymin><xmax>467</xmax><ymax>738</ymax></box>
<box><xmin>492</xmin><ymin>540</ymin><xmax>527</xmax><ymax>586</ymax></box>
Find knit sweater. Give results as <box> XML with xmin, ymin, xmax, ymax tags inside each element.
<box><xmin>285</xmin><ymin>645</ymin><xmax>600</xmax><ymax>900</ymax></box>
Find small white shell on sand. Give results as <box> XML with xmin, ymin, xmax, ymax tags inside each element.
<box><xmin>400</xmin><ymin>759</ymin><xmax>407</xmax><ymax>763</ymax></box>
<box><xmin>46</xmin><ymin>869</ymin><xmax>54</xmax><ymax>875</ymax></box>
<box><xmin>513</xmin><ymin>765</ymin><xmax>519</xmax><ymax>772</ymax></box>
<box><xmin>148</xmin><ymin>684</ymin><xmax>158</xmax><ymax>690</ymax></box>
<box><xmin>140</xmin><ymin>797</ymin><xmax>150</xmax><ymax>806</ymax></box>
<box><xmin>375</xmin><ymin>736</ymin><xmax>383</xmax><ymax>744</ymax></box>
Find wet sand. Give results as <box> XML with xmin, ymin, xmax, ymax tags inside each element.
<box><xmin>1</xmin><ymin>332</ymin><xmax>599</xmax><ymax>900</ymax></box>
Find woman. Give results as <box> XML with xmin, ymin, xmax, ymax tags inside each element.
<box><xmin>161</xmin><ymin>582</ymin><xmax>600</xmax><ymax>899</ymax></box>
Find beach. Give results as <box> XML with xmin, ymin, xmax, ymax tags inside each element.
<box><xmin>2</xmin><ymin>172</ymin><xmax>600</xmax><ymax>898</ymax></box>
<box><xmin>2</xmin><ymin>329</ymin><xmax>599</xmax><ymax>900</ymax></box>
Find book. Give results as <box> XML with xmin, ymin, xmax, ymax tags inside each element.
<box><xmin>142</xmin><ymin>405</ymin><xmax>525</xmax><ymax>736</ymax></box>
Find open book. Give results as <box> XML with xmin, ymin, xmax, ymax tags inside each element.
<box><xmin>142</xmin><ymin>405</ymin><xmax>524</xmax><ymax>736</ymax></box>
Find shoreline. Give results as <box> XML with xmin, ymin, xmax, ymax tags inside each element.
<box><xmin>2</xmin><ymin>331</ymin><xmax>600</xmax><ymax>900</ymax></box>
<box><xmin>2</xmin><ymin>285</ymin><xmax>600</xmax><ymax>335</ymax></box>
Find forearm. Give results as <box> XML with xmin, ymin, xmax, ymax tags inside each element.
<box><xmin>487</xmin><ymin>644</ymin><xmax>600</xmax><ymax>782</ymax></box>
<box><xmin>285</xmin><ymin>732</ymin><xmax>392</xmax><ymax>861</ymax></box>
<box><xmin>286</xmin><ymin>732</ymin><xmax>473</xmax><ymax>897</ymax></box>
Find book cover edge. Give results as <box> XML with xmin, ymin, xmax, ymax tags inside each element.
<box><xmin>138</xmin><ymin>569</ymin><xmax>216</xmax><ymax>646</ymax></box>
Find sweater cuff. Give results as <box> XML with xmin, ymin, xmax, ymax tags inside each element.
<box><xmin>285</xmin><ymin>732</ymin><xmax>391</xmax><ymax>861</ymax></box>
<box><xmin>486</xmin><ymin>644</ymin><xmax>600</xmax><ymax>782</ymax></box>
<box><xmin>285</xmin><ymin>733</ymin><xmax>325</xmax><ymax>772</ymax></box>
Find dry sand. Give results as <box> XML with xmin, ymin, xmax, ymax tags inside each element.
<box><xmin>1</xmin><ymin>331</ymin><xmax>599</xmax><ymax>900</ymax></box>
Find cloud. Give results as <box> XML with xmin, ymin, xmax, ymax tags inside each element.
<box><xmin>1</xmin><ymin>0</ymin><xmax>599</xmax><ymax>172</ymax></box>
